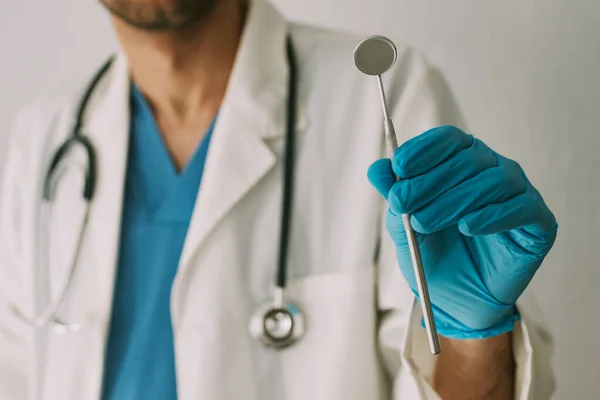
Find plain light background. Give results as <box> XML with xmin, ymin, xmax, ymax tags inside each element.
<box><xmin>0</xmin><ymin>0</ymin><xmax>598</xmax><ymax>398</ymax></box>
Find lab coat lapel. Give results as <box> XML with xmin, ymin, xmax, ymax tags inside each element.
<box><xmin>177</xmin><ymin>0</ymin><xmax>305</xmax><ymax>274</ymax></box>
<box><xmin>35</xmin><ymin>55</ymin><xmax>132</xmax><ymax>400</ymax></box>
<box><xmin>83</xmin><ymin>54</ymin><xmax>131</xmax><ymax>321</ymax></box>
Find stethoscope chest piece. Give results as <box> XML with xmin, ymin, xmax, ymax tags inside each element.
<box><xmin>249</xmin><ymin>296</ymin><xmax>305</xmax><ymax>350</ymax></box>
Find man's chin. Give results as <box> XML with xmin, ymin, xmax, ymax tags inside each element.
<box><xmin>100</xmin><ymin>0</ymin><xmax>216</xmax><ymax>32</ymax></box>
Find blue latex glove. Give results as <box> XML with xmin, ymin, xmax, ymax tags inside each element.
<box><xmin>367</xmin><ymin>125</ymin><xmax>558</xmax><ymax>339</ymax></box>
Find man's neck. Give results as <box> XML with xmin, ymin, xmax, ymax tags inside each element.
<box><xmin>112</xmin><ymin>0</ymin><xmax>245</xmax><ymax>126</ymax></box>
<box><xmin>111</xmin><ymin>0</ymin><xmax>246</xmax><ymax>171</ymax></box>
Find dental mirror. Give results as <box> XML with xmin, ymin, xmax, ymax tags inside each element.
<box><xmin>354</xmin><ymin>35</ymin><xmax>441</xmax><ymax>355</ymax></box>
<box><xmin>354</xmin><ymin>35</ymin><xmax>397</xmax><ymax>76</ymax></box>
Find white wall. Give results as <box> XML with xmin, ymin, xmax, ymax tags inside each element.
<box><xmin>1</xmin><ymin>0</ymin><xmax>599</xmax><ymax>398</ymax></box>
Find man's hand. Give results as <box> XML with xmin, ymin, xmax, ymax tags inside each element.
<box><xmin>368</xmin><ymin>125</ymin><xmax>558</xmax><ymax>338</ymax></box>
<box><xmin>367</xmin><ymin>125</ymin><xmax>558</xmax><ymax>396</ymax></box>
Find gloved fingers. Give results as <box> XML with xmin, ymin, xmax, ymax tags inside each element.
<box><xmin>392</xmin><ymin>125</ymin><xmax>473</xmax><ymax>179</ymax></box>
<box><xmin>458</xmin><ymin>186</ymin><xmax>559</xmax><ymax>240</ymax></box>
<box><xmin>367</xmin><ymin>158</ymin><xmax>397</xmax><ymax>199</ymax></box>
<box><xmin>388</xmin><ymin>138</ymin><xmax>497</xmax><ymax>215</ymax></box>
<box><xmin>385</xmin><ymin>208</ymin><xmax>408</xmax><ymax>243</ymax></box>
<box><xmin>410</xmin><ymin>157</ymin><xmax>527</xmax><ymax>234</ymax></box>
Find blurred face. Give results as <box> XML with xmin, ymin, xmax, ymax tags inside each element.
<box><xmin>100</xmin><ymin>0</ymin><xmax>218</xmax><ymax>31</ymax></box>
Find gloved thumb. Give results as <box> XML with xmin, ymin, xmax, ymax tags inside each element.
<box><xmin>367</xmin><ymin>158</ymin><xmax>396</xmax><ymax>199</ymax></box>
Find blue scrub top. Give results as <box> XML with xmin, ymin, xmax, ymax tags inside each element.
<box><xmin>101</xmin><ymin>84</ymin><xmax>216</xmax><ymax>400</ymax></box>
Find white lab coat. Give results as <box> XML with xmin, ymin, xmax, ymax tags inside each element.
<box><xmin>0</xmin><ymin>0</ymin><xmax>555</xmax><ymax>399</ymax></box>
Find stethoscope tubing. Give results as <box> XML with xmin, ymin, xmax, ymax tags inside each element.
<box><xmin>11</xmin><ymin>37</ymin><xmax>302</xmax><ymax>348</ymax></box>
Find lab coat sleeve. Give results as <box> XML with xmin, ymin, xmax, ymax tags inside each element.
<box><xmin>375</xmin><ymin>52</ymin><xmax>556</xmax><ymax>399</ymax></box>
<box><xmin>0</xmin><ymin>112</ymin><xmax>34</xmax><ymax>399</ymax></box>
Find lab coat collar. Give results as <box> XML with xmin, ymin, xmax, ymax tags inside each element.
<box><xmin>175</xmin><ymin>0</ymin><xmax>308</xmax><ymax>311</ymax></box>
<box><xmin>86</xmin><ymin>0</ymin><xmax>306</xmax><ymax>138</ymax></box>
<box><xmin>222</xmin><ymin>0</ymin><xmax>308</xmax><ymax>140</ymax></box>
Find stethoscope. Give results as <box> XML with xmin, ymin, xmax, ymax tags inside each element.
<box><xmin>12</xmin><ymin>36</ymin><xmax>305</xmax><ymax>350</ymax></box>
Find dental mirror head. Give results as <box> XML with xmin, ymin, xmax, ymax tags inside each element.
<box><xmin>354</xmin><ymin>35</ymin><xmax>398</xmax><ymax>76</ymax></box>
